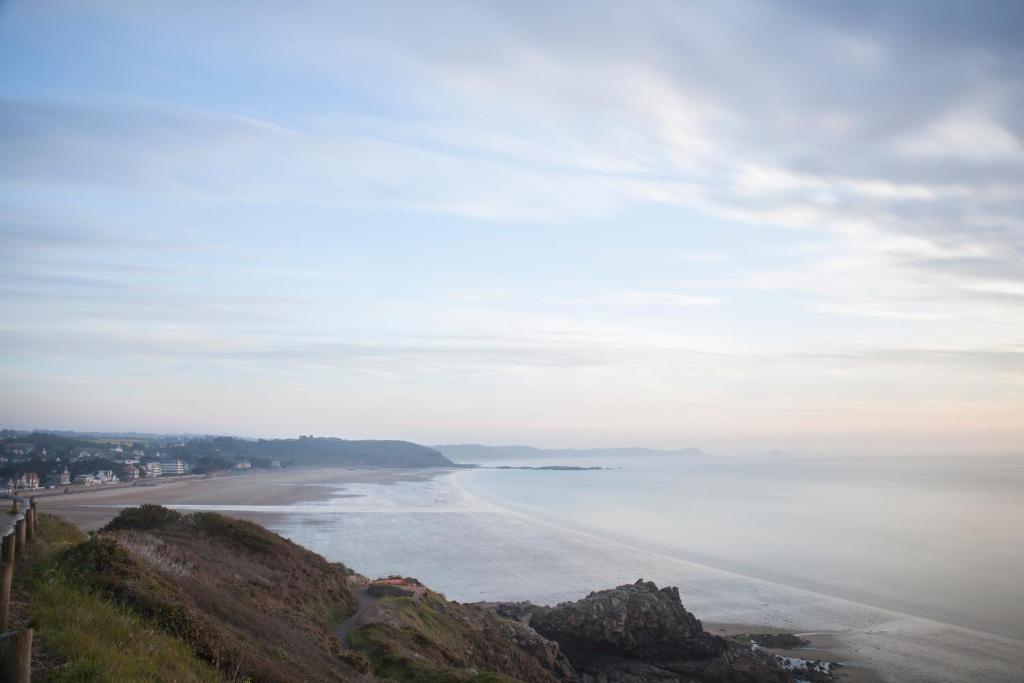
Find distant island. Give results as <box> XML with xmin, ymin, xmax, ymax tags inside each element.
<box><xmin>436</xmin><ymin>443</ymin><xmax>708</xmax><ymax>462</ymax></box>
<box><xmin>489</xmin><ymin>465</ymin><xmax>607</xmax><ymax>471</ymax></box>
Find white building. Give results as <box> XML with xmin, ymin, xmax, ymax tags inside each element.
<box><xmin>94</xmin><ymin>470</ymin><xmax>120</xmax><ymax>484</ymax></box>
<box><xmin>157</xmin><ymin>460</ymin><xmax>187</xmax><ymax>476</ymax></box>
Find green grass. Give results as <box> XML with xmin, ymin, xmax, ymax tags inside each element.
<box><xmin>17</xmin><ymin>515</ymin><xmax>222</xmax><ymax>683</ymax></box>
<box><xmin>349</xmin><ymin>596</ymin><xmax>520</xmax><ymax>683</ymax></box>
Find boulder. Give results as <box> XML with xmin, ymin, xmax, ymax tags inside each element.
<box><xmin>530</xmin><ymin>579</ymin><xmax>727</xmax><ymax>661</ymax></box>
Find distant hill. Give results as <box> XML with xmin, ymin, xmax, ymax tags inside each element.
<box><xmin>219</xmin><ymin>436</ymin><xmax>453</xmax><ymax>468</ymax></box>
<box><xmin>435</xmin><ymin>444</ymin><xmax>708</xmax><ymax>463</ymax></box>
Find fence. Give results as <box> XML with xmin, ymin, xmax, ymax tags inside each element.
<box><xmin>0</xmin><ymin>494</ymin><xmax>37</xmax><ymax>683</ymax></box>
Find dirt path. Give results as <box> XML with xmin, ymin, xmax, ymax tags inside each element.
<box><xmin>335</xmin><ymin>587</ymin><xmax>377</xmax><ymax>646</ymax></box>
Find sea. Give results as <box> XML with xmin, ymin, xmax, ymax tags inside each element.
<box><xmin>192</xmin><ymin>454</ymin><xmax>1024</xmax><ymax>681</ymax></box>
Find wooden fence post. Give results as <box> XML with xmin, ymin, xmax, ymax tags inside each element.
<box><xmin>0</xmin><ymin>536</ymin><xmax>13</xmax><ymax>630</ymax></box>
<box><xmin>7</xmin><ymin>500</ymin><xmax>16</xmax><ymax>516</ymax></box>
<box><xmin>24</xmin><ymin>511</ymin><xmax>33</xmax><ymax>544</ymax></box>
<box><xmin>28</xmin><ymin>499</ymin><xmax>36</xmax><ymax>537</ymax></box>
<box><xmin>13</xmin><ymin>520</ymin><xmax>24</xmax><ymax>556</ymax></box>
<box><xmin>0</xmin><ymin>627</ymin><xmax>33</xmax><ymax>683</ymax></box>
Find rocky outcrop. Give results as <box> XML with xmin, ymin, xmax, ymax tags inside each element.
<box><xmin>489</xmin><ymin>580</ymin><xmax>800</xmax><ymax>682</ymax></box>
<box><xmin>531</xmin><ymin>580</ymin><xmax>725</xmax><ymax>661</ymax></box>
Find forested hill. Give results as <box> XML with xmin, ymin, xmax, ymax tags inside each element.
<box><xmin>215</xmin><ymin>436</ymin><xmax>453</xmax><ymax>468</ymax></box>
<box><xmin>1</xmin><ymin>433</ymin><xmax>454</xmax><ymax>478</ymax></box>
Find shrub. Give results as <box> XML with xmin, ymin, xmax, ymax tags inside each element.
<box><xmin>102</xmin><ymin>504</ymin><xmax>182</xmax><ymax>532</ymax></box>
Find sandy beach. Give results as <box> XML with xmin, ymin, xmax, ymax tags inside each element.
<box><xmin>35</xmin><ymin>465</ymin><xmax>1023</xmax><ymax>682</ymax></box>
<box><xmin>36</xmin><ymin>466</ymin><xmax>449</xmax><ymax>530</ymax></box>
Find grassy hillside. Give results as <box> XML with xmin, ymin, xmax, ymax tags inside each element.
<box><xmin>13</xmin><ymin>515</ymin><xmax>221</xmax><ymax>682</ymax></box>
<box><xmin>349</xmin><ymin>588</ymin><xmax>573</xmax><ymax>682</ymax></box>
<box><xmin>15</xmin><ymin>506</ymin><xmax>572</xmax><ymax>683</ymax></box>
<box><xmin>16</xmin><ymin>508</ymin><xmax>368</xmax><ymax>682</ymax></box>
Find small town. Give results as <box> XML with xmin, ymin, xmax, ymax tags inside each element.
<box><xmin>0</xmin><ymin>432</ymin><xmax>274</xmax><ymax>494</ymax></box>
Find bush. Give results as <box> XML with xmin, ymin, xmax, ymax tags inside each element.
<box><xmin>102</xmin><ymin>504</ymin><xmax>182</xmax><ymax>532</ymax></box>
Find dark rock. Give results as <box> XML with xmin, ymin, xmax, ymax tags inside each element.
<box><xmin>487</xmin><ymin>580</ymin><xmax>802</xmax><ymax>682</ymax></box>
<box><xmin>530</xmin><ymin>579</ymin><xmax>726</xmax><ymax>661</ymax></box>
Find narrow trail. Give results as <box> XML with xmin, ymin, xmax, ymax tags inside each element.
<box><xmin>335</xmin><ymin>587</ymin><xmax>376</xmax><ymax>647</ymax></box>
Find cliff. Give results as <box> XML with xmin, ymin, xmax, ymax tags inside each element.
<box><xmin>15</xmin><ymin>507</ymin><xmax>831</xmax><ymax>682</ymax></box>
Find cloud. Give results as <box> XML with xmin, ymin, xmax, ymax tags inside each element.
<box><xmin>559</xmin><ymin>290</ymin><xmax>721</xmax><ymax>308</ymax></box>
<box><xmin>2</xmin><ymin>1</ymin><xmax>1024</xmax><ymax>445</ymax></box>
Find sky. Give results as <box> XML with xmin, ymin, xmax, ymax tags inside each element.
<box><xmin>1</xmin><ymin>1</ymin><xmax>1022</xmax><ymax>455</ymax></box>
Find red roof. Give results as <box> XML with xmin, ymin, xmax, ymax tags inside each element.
<box><xmin>374</xmin><ymin>578</ymin><xmax>416</xmax><ymax>587</ymax></box>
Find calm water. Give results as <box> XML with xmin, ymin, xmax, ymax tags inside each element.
<box><xmin>458</xmin><ymin>454</ymin><xmax>1024</xmax><ymax>641</ymax></box>
<box><xmin>190</xmin><ymin>453</ymin><xmax>1024</xmax><ymax>680</ymax></box>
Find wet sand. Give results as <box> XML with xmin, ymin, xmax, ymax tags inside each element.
<box><xmin>38</xmin><ymin>466</ymin><xmax>1019</xmax><ymax>682</ymax></box>
<box><xmin>706</xmin><ymin>623</ymin><xmax>884</xmax><ymax>682</ymax></box>
<box><xmin>38</xmin><ymin>467</ymin><xmax>450</xmax><ymax>530</ymax></box>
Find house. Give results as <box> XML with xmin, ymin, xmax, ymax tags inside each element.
<box><xmin>55</xmin><ymin>467</ymin><xmax>71</xmax><ymax>486</ymax></box>
<box><xmin>122</xmin><ymin>463</ymin><xmax>141</xmax><ymax>480</ymax></box>
<box><xmin>94</xmin><ymin>470</ymin><xmax>119</xmax><ymax>484</ymax></box>
<box><xmin>74</xmin><ymin>474</ymin><xmax>98</xmax><ymax>486</ymax></box>
<box><xmin>44</xmin><ymin>468</ymin><xmax>71</xmax><ymax>487</ymax></box>
<box><xmin>270</xmin><ymin>460</ymin><xmax>282</xmax><ymax>469</ymax></box>
<box><xmin>143</xmin><ymin>462</ymin><xmax>162</xmax><ymax>478</ymax></box>
<box><xmin>5</xmin><ymin>443</ymin><xmax>36</xmax><ymax>457</ymax></box>
<box><xmin>157</xmin><ymin>460</ymin><xmax>187</xmax><ymax>476</ymax></box>
<box><xmin>16</xmin><ymin>472</ymin><xmax>39</xmax><ymax>489</ymax></box>
<box><xmin>234</xmin><ymin>461</ymin><xmax>252</xmax><ymax>470</ymax></box>
<box><xmin>5</xmin><ymin>472</ymin><xmax>40</xmax><ymax>490</ymax></box>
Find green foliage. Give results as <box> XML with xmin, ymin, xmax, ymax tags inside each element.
<box><xmin>16</xmin><ymin>515</ymin><xmax>219</xmax><ymax>683</ymax></box>
<box><xmin>102</xmin><ymin>503</ymin><xmax>183</xmax><ymax>532</ymax></box>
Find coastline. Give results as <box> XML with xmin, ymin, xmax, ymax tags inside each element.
<box><xmin>38</xmin><ymin>466</ymin><xmax>452</xmax><ymax>530</ymax></box>
<box><xmin>39</xmin><ymin>465</ymin><xmax>1024</xmax><ymax>682</ymax></box>
<box><xmin>451</xmin><ymin>467</ymin><xmax>1024</xmax><ymax>683</ymax></box>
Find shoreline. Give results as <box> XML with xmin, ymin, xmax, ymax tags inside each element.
<box><xmin>37</xmin><ymin>466</ymin><xmax>454</xmax><ymax>530</ymax></box>
<box><xmin>450</xmin><ymin>468</ymin><xmax>1024</xmax><ymax>682</ymax></box>
<box><xmin>39</xmin><ymin>465</ymin><xmax>1024</xmax><ymax>682</ymax></box>
<box><xmin>453</xmin><ymin>468</ymin><xmax>1024</xmax><ymax>643</ymax></box>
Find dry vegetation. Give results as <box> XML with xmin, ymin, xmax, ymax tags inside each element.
<box><xmin>349</xmin><ymin>590</ymin><xmax>572</xmax><ymax>682</ymax></box>
<box><xmin>13</xmin><ymin>507</ymin><xmax>576</xmax><ymax>682</ymax></box>
<box><xmin>15</xmin><ymin>510</ymin><xmax>368</xmax><ymax>682</ymax></box>
<box><xmin>13</xmin><ymin>515</ymin><xmax>221</xmax><ymax>682</ymax></box>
